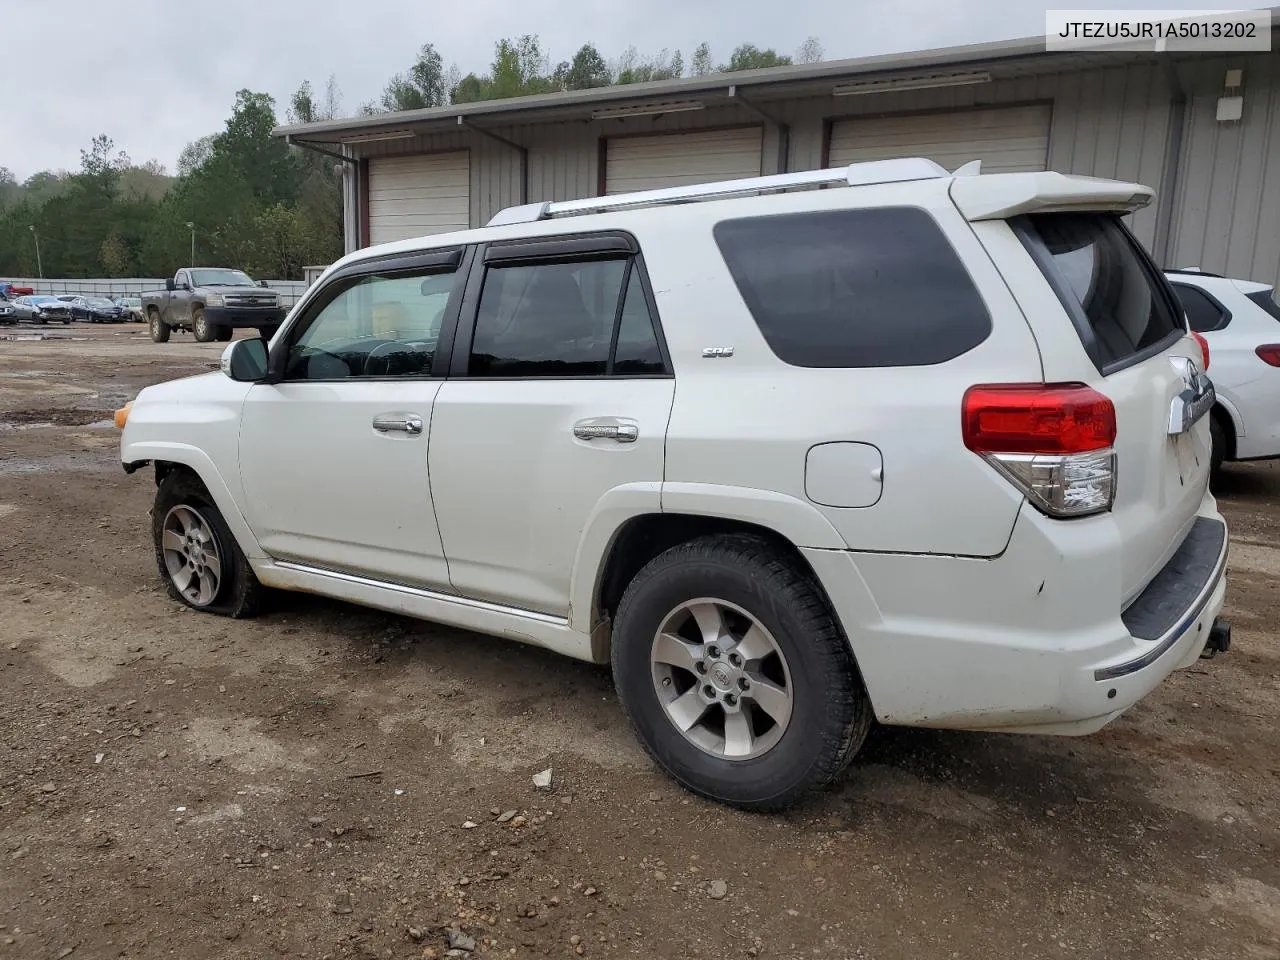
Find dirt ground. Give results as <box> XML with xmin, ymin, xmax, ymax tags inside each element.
<box><xmin>1</xmin><ymin>322</ymin><xmax>1278</xmax><ymax>960</ymax></box>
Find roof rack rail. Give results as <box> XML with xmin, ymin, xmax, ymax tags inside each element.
<box><xmin>486</xmin><ymin>157</ymin><xmax>952</xmax><ymax>227</ymax></box>
<box><xmin>1166</xmin><ymin>266</ymin><xmax>1225</xmax><ymax>278</ymax></box>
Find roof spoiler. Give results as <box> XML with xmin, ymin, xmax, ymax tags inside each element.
<box><xmin>949</xmin><ymin>171</ymin><xmax>1154</xmax><ymax>221</ymax></box>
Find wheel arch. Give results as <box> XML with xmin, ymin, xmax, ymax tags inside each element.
<box><xmin>574</xmin><ymin>483</ymin><xmax>865</xmax><ymax>667</ymax></box>
<box><xmin>1211</xmin><ymin>398</ymin><xmax>1241</xmax><ymax>461</ymax></box>
<box><xmin>126</xmin><ymin>445</ymin><xmax>265</xmax><ymax>563</ymax></box>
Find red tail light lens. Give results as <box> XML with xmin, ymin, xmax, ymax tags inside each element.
<box><xmin>1256</xmin><ymin>344</ymin><xmax>1280</xmax><ymax>367</ymax></box>
<box><xmin>1192</xmin><ymin>331</ymin><xmax>1211</xmax><ymax>370</ymax></box>
<box><xmin>962</xmin><ymin>383</ymin><xmax>1117</xmax><ymax>455</ymax></box>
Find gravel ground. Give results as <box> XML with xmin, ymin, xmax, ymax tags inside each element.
<box><xmin>1</xmin><ymin>322</ymin><xmax>1278</xmax><ymax>960</ymax></box>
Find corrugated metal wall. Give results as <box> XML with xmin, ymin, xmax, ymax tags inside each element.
<box><xmin>351</xmin><ymin>57</ymin><xmax>1280</xmax><ymax>291</ymax></box>
<box><xmin>1169</xmin><ymin>53</ymin><xmax>1280</xmax><ymax>289</ymax></box>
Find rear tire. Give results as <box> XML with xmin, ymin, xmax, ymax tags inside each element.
<box><xmin>192</xmin><ymin>307</ymin><xmax>215</xmax><ymax>343</ymax></box>
<box><xmin>611</xmin><ymin>534</ymin><xmax>873</xmax><ymax>812</ymax></box>
<box><xmin>215</xmin><ymin>325</ymin><xmax>233</xmax><ymax>342</ymax></box>
<box><xmin>152</xmin><ymin>470</ymin><xmax>265</xmax><ymax>618</ymax></box>
<box><xmin>148</xmin><ymin>309</ymin><xmax>170</xmax><ymax>343</ymax></box>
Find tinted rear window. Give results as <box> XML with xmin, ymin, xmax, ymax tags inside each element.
<box><xmin>1247</xmin><ymin>289</ymin><xmax>1280</xmax><ymax>323</ymax></box>
<box><xmin>1017</xmin><ymin>213</ymin><xmax>1183</xmax><ymax>370</ymax></box>
<box><xmin>712</xmin><ymin>207</ymin><xmax>992</xmax><ymax>368</ymax></box>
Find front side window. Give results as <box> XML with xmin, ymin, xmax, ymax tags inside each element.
<box><xmin>713</xmin><ymin>207</ymin><xmax>992</xmax><ymax>368</ymax></box>
<box><xmin>284</xmin><ymin>269</ymin><xmax>457</xmax><ymax>380</ymax></box>
<box><xmin>467</xmin><ymin>257</ymin><xmax>664</xmax><ymax>377</ymax></box>
<box><xmin>1018</xmin><ymin>213</ymin><xmax>1183</xmax><ymax>368</ymax></box>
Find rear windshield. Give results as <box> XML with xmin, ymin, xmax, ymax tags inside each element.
<box><xmin>712</xmin><ymin>207</ymin><xmax>991</xmax><ymax>368</ymax></box>
<box><xmin>1017</xmin><ymin>213</ymin><xmax>1183</xmax><ymax>371</ymax></box>
<box><xmin>1247</xmin><ymin>288</ymin><xmax>1280</xmax><ymax>323</ymax></box>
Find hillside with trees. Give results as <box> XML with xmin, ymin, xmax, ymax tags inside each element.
<box><xmin>0</xmin><ymin>37</ymin><xmax>820</xmax><ymax>280</ymax></box>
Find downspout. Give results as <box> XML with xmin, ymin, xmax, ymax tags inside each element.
<box><xmin>458</xmin><ymin>116</ymin><xmax>529</xmax><ymax>205</ymax></box>
<box><xmin>728</xmin><ymin>84</ymin><xmax>790</xmax><ymax>174</ymax></box>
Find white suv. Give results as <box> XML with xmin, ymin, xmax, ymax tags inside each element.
<box><xmin>116</xmin><ymin>159</ymin><xmax>1231</xmax><ymax>810</ymax></box>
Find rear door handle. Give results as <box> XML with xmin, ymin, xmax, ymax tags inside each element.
<box><xmin>373</xmin><ymin>414</ymin><xmax>424</xmax><ymax>435</ymax></box>
<box><xmin>573</xmin><ymin>417</ymin><xmax>639</xmax><ymax>443</ymax></box>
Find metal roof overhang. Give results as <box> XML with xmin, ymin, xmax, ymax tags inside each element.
<box><xmin>275</xmin><ymin>22</ymin><xmax>1280</xmax><ymax>150</ymax></box>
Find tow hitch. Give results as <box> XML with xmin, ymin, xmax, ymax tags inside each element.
<box><xmin>1200</xmin><ymin>618</ymin><xmax>1232</xmax><ymax>659</ymax></box>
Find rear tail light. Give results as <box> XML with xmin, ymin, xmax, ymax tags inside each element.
<box><xmin>1192</xmin><ymin>331</ymin><xmax>1211</xmax><ymax>370</ymax></box>
<box><xmin>1256</xmin><ymin>344</ymin><xmax>1280</xmax><ymax>367</ymax></box>
<box><xmin>963</xmin><ymin>383</ymin><xmax>1117</xmax><ymax>518</ymax></box>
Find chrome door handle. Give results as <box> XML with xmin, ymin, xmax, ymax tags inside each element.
<box><xmin>573</xmin><ymin>418</ymin><xmax>639</xmax><ymax>443</ymax></box>
<box><xmin>373</xmin><ymin>415</ymin><xmax>424</xmax><ymax>435</ymax></box>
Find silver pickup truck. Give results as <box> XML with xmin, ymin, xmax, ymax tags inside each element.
<box><xmin>141</xmin><ymin>268</ymin><xmax>286</xmax><ymax>343</ymax></box>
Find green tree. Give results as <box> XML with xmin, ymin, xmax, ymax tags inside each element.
<box><xmin>722</xmin><ymin>43</ymin><xmax>792</xmax><ymax>72</ymax></box>
<box><xmin>560</xmin><ymin>43</ymin><xmax>611</xmax><ymax>90</ymax></box>
<box><xmin>691</xmin><ymin>42</ymin><xmax>714</xmax><ymax>77</ymax></box>
<box><xmin>213</xmin><ymin>90</ymin><xmax>300</xmax><ymax>206</ymax></box>
<box><xmin>177</xmin><ymin>135</ymin><xmax>217</xmax><ymax>176</ymax></box>
<box><xmin>452</xmin><ymin>35</ymin><xmax>556</xmax><ymax>102</ymax></box>
<box><xmin>616</xmin><ymin>47</ymin><xmax>683</xmax><ymax>84</ymax></box>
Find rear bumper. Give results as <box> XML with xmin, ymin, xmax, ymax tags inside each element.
<box><xmin>204</xmin><ymin>306</ymin><xmax>285</xmax><ymax>329</ymax></box>
<box><xmin>804</xmin><ymin>496</ymin><xmax>1229</xmax><ymax>735</ymax></box>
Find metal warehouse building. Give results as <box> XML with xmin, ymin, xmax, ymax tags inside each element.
<box><xmin>277</xmin><ymin>24</ymin><xmax>1280</xmax><ymax>288</ymax></box>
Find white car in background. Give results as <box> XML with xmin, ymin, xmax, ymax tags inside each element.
<box><xmin>1165</xmin><ymin>269</ymin><xmax>1280</xmax><ymax>474</ymax></box>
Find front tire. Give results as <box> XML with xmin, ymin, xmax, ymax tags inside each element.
<box><xmin>191</xmin><ymin>307</ymin><xmax>215</xmax><ymax>343</ymax></box>
<box><xmin>152</xmin><ymin>471</ymin><xmax>264</xmax><ymax>618</ymax></box>
<box><xmin>611</xmin><ymin>534</ymin><xmax>872</xmax><ymax>811</ymax></box>
<box><xmin>148</xmin><ymin>310</ymin><xmax>170</xmax><ymax>343</ymax></box>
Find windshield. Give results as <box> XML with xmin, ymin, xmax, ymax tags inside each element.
<box><xmin>89</xmin><ymin>298</ymin><xmax>114</xmax><ymax>308</ymax></box>
<box><xmin>191</xmin><ymin>269</ymin><xmax>256</xmax><ymax>287</ymax></box>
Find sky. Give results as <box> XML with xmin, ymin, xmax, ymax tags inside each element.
<box><xmin>2</xmin><ymin>0</ymin><xmax>1195</xmax><ymax>180</ymax></box>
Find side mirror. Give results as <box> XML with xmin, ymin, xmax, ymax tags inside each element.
<box><xmin>220</xmin><ymin>337</ymin><xmax>269</xmax><ymax>382</ymax></box>
<box><xmin>165</xmin><ymin>278</ymin><xmax>176</xmax><ymax>292</ymax></box>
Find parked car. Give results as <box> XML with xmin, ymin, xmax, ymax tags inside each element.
<box><xmin>115</xmin><ymin>296</ymin><xmax>145</xmax><ymax>321</ymax></box>
<box><xmin>15</xmin><ymin>295</ymin><xmax>71</xmax><ymax>323</ymax></box>
<box><xmin>115</xmin><ymin>159</ymin><xmax>1231</xmax><ymax>810</ymax></box>
<box><xmin>141</xmin><ymin>268</ymin><xmax>285</xmax><ymax>343</ymax></box>
<box><xmin>8</xmin><ymin>296</ymin><xmax>45</xmax><ymax>323</ymax></box>
<box><xmin>0</xmin><ymin>300</ymin><xmax>15</xmax><ymax>325</ymax></box>
<box><xmin>68</xmin><ymin>296</ymin><xmax>126</xmax><ymax>323</ymax></box>
<box><xmin>1166</xmin><ymin>268</ymin><xmax>1280</xmax><ymax>473</ymax></box>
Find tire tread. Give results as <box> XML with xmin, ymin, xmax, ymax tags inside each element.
<box><xmin>612</xmin><ymin>533</ymin><xmax>872</xmax><ymax>812</ymax></box>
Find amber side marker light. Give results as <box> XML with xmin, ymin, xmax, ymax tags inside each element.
<box><xmin>113</xmin><ymin>401</ymin><xmax>133</xmax><ymax>429</ymax></box>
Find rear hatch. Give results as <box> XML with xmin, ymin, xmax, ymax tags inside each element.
<box><xmin>1010</xmin><ymin>211</ymin><xmax>1211</xmax><ymax>602</ymax></box>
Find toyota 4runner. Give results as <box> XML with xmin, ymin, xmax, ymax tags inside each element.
<box><xmin>116</xmin><ymin>158</ymin><xmax>1231</xmax><ymax>810</ymax></box>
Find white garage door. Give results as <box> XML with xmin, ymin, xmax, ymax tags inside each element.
<box><xmin>828</xmin><ymin>105</ymin><xmax>1052</xmax><ymax>174</ymax></box>
<box><xmin>367</xmin><ymin>151</ymin><xmax>470</xmax><ymax>245</ymax></box>
<box><xmin>604</xmin><ymin>128</ymin><xmax>764</xmax><ymax>194</ymax></box>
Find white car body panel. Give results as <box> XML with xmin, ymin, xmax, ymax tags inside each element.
<box><xmin>238</xmin><ymin>380</ymin><xmax>451</xmax><ymax>591</ymax></box>
<box><xmin>428</xmin><ymin>378</ymin><xmax>674</xmax><ymax>618</ymax></box>
<box><xmin>118</xmin><ymin>160</ymin><xmax>1230</xmax><ymax>736</ymax></box>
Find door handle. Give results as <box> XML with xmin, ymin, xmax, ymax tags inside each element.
<box><xmin>373</xmin><ymin>414</ymin><xmax>424</xmax><ymax>435</ymax></box>
<box><xmin>573</xmin><ymin>418</ymin><xmax>639</xmax><ymax>443</ymax></box>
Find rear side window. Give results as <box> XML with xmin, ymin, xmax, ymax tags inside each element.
<box><xmin>712</xmin><ymin>207</ymin><xmax>992</xmax><ymax>368</ymax></box>
<box><xmin>1017</xmin><ymin>213</ymin><xmax>1183</xmax><ymax>370</ymax></box>
<box><xmin>1247</xmin><ymin>288</ymin><xmax>1280</xmax><ymax>323</ymax></box>
<box><xmin>1170</xmin><ymin>283</ymin><xmax>1230</xmax><ymax>332</ymax></box>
